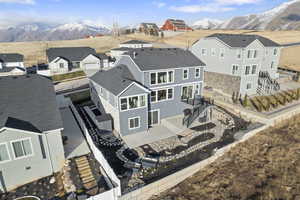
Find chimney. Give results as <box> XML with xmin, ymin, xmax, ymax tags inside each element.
<box><xmin>133</xmin><ymin>51</ymin><xmax>137</xmax><ymax>59</ymax></box>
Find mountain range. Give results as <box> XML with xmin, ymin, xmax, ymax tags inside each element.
<box><xmin>0</xmin><ymin>22</ymin><xmax>111</xmax><ymax>42</ymax></box>
<box><xmin>194</xmin><ymin>0</ymin><xmax>300</xmax><ymax>30</ymax></box>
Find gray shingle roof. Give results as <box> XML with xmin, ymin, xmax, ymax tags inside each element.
<box><xmin>90</xmin><ymin>65</ymin><xmax>136</xmax><ymax>96</ymax></box>
<box><xmin>141</xmin><ymin>23</ymin><xmax>159</xmax><ymax>30</ymax></box>
<box><xmin>111</xmin><ymin>47</ymin><xmax>133</xmax><ymax>51</ymax></box>
<box><xmin>47</xmin><ymin>47</ymin><xmax>96</xmax><ymax>63</ymax></box>
<box><xmin>0</xmin><ymin>53</ymin><xmax>24</xmax><ymax>63</ymax></box>
<box><xmin>207</xmin><ymin>33</ymin><xmax>280</xmax><ymax>48</ymax></box>
<box><xmin>121</xmin><ymin>40</ymin><xmax>150</xmax><ymax>45</ymax></box>
<box><xmin>124</xmin><ymin>48</ymin><xmax>206</xmax><ymax>71</ymax></box>
<box><xmin>0</xmin><ymin>75</ymin><xmax>63</xmax><ymax>133</ymax></box>
<box><xmin>94</xmin><ymin>53</ymin><xmax>109</xmax><ymax>60</ymax></box>
<box><xmin>0</xmin><ymin>67</ymin><xmax>26</xmax><ymax>73</ymax></box>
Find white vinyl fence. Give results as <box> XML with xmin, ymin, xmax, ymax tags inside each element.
<box><xmin>68</xmin><ymin>99</ymin><xmax>121</xmax><ymax>200</ymax></box>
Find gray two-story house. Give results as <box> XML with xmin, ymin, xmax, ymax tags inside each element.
<box><xmin>0</xmin><ymin>75</ymin><xmax>65</xmax><ymax>192</ymax></box>
<box><xmin>89</xmin><ymin>48</ymin><xmax>205</xmax><ymax>138</ymax></box>
<box><xmin>191</xmin><ymin>33</ymin><xmax>281</xmax><ymax>96</ymax></box>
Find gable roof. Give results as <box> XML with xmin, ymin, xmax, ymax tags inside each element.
<box><xmin>0</xmin><ymin>53</ymin><xmax>24</xmax><ymax>63</ymax></box>
<box><xmin>0</xmin><ymin>75</ymin><xmax>63</xmax><ymax>133</ymax></box>
<box><xmin>47</xmin><ymin>47</ymin><xmax>96</xmax><ymax>63</ymax></box>
<box><xmin>140</xmin><ymin>23</ymin><xmax>159</xmax><ymax>30</ymax></box>
<box><xmin>206</xmin><ymin>33</ymin><xmax>280</xmax><ymax>48</ymax></box>
<box><xmin>0</xmin><ymin>67</ymin><xmax>26</xmax><ymax>73</ymax></box>
<box><xmin>90</xmin><ymin>65</ymin><xmax>140</xmax><ymax>96</ymax></box>
<box><xmin>94</xmin><ymin>53</ymin><xmax>109</xmax><ymax>60</ymax></box>
<box><xmin>123</xmin><ymin>48</ymin><xmax>206</xmax><ymax>71</ymax></box>
<box><xmin>121</xmin><ymin>40</ymin><xmax>150</xmax><ymax>45</ymax></box>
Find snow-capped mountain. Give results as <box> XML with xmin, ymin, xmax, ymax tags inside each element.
<box><xmin>0</xmin><ymin>21</ymin><xmax>111</xmax><ymax>42</ymax></box>
<box><xmin>192</xmin><ymin>18</ymin><xmax>223</xmax><ymax>29</ymax></box>
<box><xmin>218</xmin><ymin>0</ymin><xmax>300</xmax><ymax>30</ymax></box>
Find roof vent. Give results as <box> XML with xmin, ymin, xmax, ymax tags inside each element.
<box><xmin>133</xmin><ymin>51</ymin><xmax>138</xmax><ymax>59</ymax></box>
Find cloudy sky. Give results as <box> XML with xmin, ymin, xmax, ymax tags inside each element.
<box><xmin>0</xmin><ymin>0</ymin><xmax>293</xmax><ymax>28</ymax></box>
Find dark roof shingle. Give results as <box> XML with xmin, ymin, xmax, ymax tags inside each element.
<box><xmin>0</xmin><ymin>75</ymin><xmax>63</xmax><ymax>132</ymax></box>
<box><xmin>46</xmin><ymin>47</ymin><xmax>96</xmax><ymax>63</ymax></box>
<box><xmin>121</xmin><ymin>40</ymin><xmax>150</xmax><ymax>45</ymax></box>
<box><xmin>90</xmin><ymin>65</ymin><xmax>136</xmax><ymax>96</ymax></box>
<box><xmin>0</xmin><ymin>53</ymin><xmax>24</xmax><ymax>63</ymax></box>
<box><xmin>207</xmin><ymin>33</ymin><xmax>280</xmax><ymax>47</ymax></box>
<box><xmin>124</xmin><ymin>48</ymin><xmax>206</xmax><ymax>71</ymax></box>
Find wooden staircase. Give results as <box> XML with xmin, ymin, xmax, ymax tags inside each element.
<box><xmin>75</xmin><ymin>156</ymin><xmax>98</xmax><ymax>193</ymax></box>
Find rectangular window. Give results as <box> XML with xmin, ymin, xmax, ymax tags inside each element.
<box><xmin>12</xmin><ymin>139</ymin><xmax>33</xmax><ymax>159</ymax></box>
<box><xmin>247</xmin><ymin>50</ymin><xmax>251</xmax><ymax>59</ymax></box>
<box><xmin>271</xmin><ymin>61</ymin><xmax>274</xmax><ymax>69</ymax></box>
<box><xmin>150</xmin><ymin>71</ymin><xmax>174</xmax><ymax>85</ymax></box>
<box><xmin>220</xmin><ymin>49</ymin><xmax>225</xmax><ymax>58</ymax></box>
<box><xmin>59</xmin><ymin>63</ymin><xmax>64</xmax><ymax>69</ymax></box>
<box><xmin>168</xmin><ymin>88</ymin><xmax>173</xmax><ymax>99</ymax></box>
<box><xmin>120</xmin><ymin>98</ymin><xmax>128</xmax><ymax>111</ymax></box>
<box><xmin>150</xmin><ymin>73</ymin><xmax>156</xmax><ymax>85</ymax></box>
<box><xmin>252</xmin><ymin>65</ymin><xmax>257</xmax><ymax>74</ymax></box>
<box><xmin>274</xmin><ymin>48</ymin><xmax>278</xmax><ymax>56</ymax></box>
<box><xmin>140</xmin><ymin>95</ymin><xmax>146</xmax><ymax>107</ymax></box>
<box><xmin>232</xmin><ymin>65</ymin><xmax>239</xmax><ymax>75</ymax></box>
<box><xmin>195</xmin><ymin>84</ymin><xmax>201</xmax><ymax>95</ymax></box>
<box><xmin>157</xmin><ymin>72</ymin><xmax>167</xmax><ymax>84</ymax></box>
<box><xmin>157</xmin><ymin>89</ymin><xmax>167</xmax><ymax>101</ymax></box>
<box><xmin>245</xmin><ymin>66</ymin><xmax>250</xmax><ymax>75</ymax></box>
<box><xmin>195</xmin><ymin>68</ymin><xmax>201</xmax><ymax>78</ymax></box>
<box><xmin>237</xmin><ymin>50</ymin><xmax>241</xmax><ymax>59</ymax></box>
<box><xmin>247</xmin><ymin>83</ymin><xmax>251</xmax><ymax>89</ymax></box>
<box><xmin>183</xmin><ymin>69</ymin><xmax>188</xmax><ymax>80</ymax></box>
<box><xmin>128</xmin><ymin>96</ymin><xmax>139</xmax><ymax>109</ymax></box>
<box><xmin>201</xmin><ymin>48</ymin><xmax>207</xmax><ymax>55</ymax></box>
<box><xmin>168</xmin><ymin>71</ymin><xmax>174</xmax><ymax>83</ymax></box>
<box><xmin>211</xmin><ymin>48</ymin><xmax>216</xmax><ymax>56</ymax></box>
<box><xmin>151</xmin><ymin>91</ymin><xmax>157</xmax><ymax>103</ymax></box>
<box><xmin>129</xmin><ymin>117</ymin><xmax>140</xmax><ymax>129</ymax></box>
<box><xmin>0</xmin><ymin>143</ymin><xmax>10</xmax><ymax>162</ymax></box>
<box><xmin>253</xmin><ymin>50</ymin><xmax>258</xmax><ymax>58</ymax></box>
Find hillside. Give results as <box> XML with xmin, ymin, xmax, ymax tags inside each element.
<box><xmin>1</xmin><ymin>30</ymin><xmax>300</xmax><ymax>68</ymax></box>
<box><xmin>150</xmin><ymin>116</ymin><xmax>300</xmax><ymax>200</ymax></box>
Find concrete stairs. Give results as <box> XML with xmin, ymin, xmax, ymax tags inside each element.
<box><xmin>75</xmin><ymin>156</ymin><xmax>98</xmax><ymax>192</ymax></box>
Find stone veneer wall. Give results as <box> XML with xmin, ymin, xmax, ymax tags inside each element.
<box><xmin>204</xmin><ymin>71</ymin><xmax>241</xmax><ymax>96</ymax></box>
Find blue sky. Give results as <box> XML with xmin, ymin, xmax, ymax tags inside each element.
<box><xmin>0</xmin><ymin>0</ymin><xmax>293</xmax><ymax>28</ymax></box>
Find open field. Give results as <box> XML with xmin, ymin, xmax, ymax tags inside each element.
<box><xmin>1</xmin><ymin>30</ymin><xmax>300</xmax><ymax>68</ymax></box>
<box><xmin>150</xmin><ymin>115</ymin><xmax>300</xmax><ymax>200</ymax></box>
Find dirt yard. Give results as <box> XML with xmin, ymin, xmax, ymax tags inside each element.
<box><xmin>1</xmin><ymin>30</ymin><xmax>300</xmax><ymax>67</ymax></box>
<box><xmin>150</xmin><ymin>115</ymin><xmax>300</xmax><ymax>200</ymax></box>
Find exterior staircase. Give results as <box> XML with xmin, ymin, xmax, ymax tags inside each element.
<box><xmin>75</xmin><ymin>156</ymin><xmax>98</xmax><ymax>193</ymax></box>
<box><xmin>257</xmin><ymin>71</ymin><xmax>280</xmax><ymax>95</ymax></box>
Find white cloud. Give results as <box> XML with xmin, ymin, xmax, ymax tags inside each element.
<box><xmin>152</xmin><ymin>1</ymin><xmax>166</xmax><ymax>8</ymax></box>
<box><xmin>170</xmin><ymin>4</ymin><xmax>234</xmax><ymax>13</ymax></box>
<box><xmin>0</xmin><ymin>0</ymin><xmax>35</xmax><ymax>4</ymax></box>
<box><xmin>216</xmin><ymin>0</ymin><xmax>261</xmax><ymax>5</ymax></box>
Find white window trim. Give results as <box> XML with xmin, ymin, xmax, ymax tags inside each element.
<box><xmin>245</xmin><ymin>65</ymin><xmax>251</xmax><ymax>75</ymax></box>
<box><xmin>232</xmin><ymin>64</ymin><xmax>239</xmax><ymax>75</ymax></box>
<box><xmin>0</xmin><ymin>142</ymin><xmax>11</xmax><ymax>163</ymax></box>
<box><xmin>119</xmin><ymin>94</ymin><xmax>147</xmax><ymax>112</ymax></box>
<box><xmin>195</xmin><ymin>67</ymin><xmax>201</xmax><ymax>78</ymax></box>
<box><xmin>273</xmin><ymin>48</ymin><xmax>278</xmax><ymax>56</ymax></box>
<box><xmin>149</xmin><ymin>70</ymin><xmax>175</xmax><ymax>86</ymax></box>
<box><xmin>252</xmin><ymin>64</ymin><xmax>258</xmax><ymax>74</ymax></box>
<box><xmin>246</xmin><ymin>83</ymin><xmax>252</xmax><ymax>90</ymax></box>
<box><xmin>128</xmin><ymin>117</ymin><xmax>141</xmax><ymax>130</ymax></box>
<box><xmin>10</xmin><ymin>138</ymin><xmax>34</xmax><ymax>160</ymax></box>
<box><xmin>183</xmin><ymin>69</ymin><xmax>189</xmax><ymax>80</ymax></box>
<box><xmin>151</xmin><ymin>87</ymin><xmax>174</xmax><ymax>103</ymax></box>
<box><xmin>201</xmin><ymin>48</ymin><xmax>207</xmax><ymax>56</ymax></box>
<box><xmin>181</xmin><ymin>84</ymin><xmax>199</xmax><ymax>98</ymax></box>
<box><xmin>220</xmin><ymin>48</ymin><xmax>225</xmax><ymax>59</ymax></box>
<box><xmin>148</xmin><ymin>109</ymin><xmax>160</xmax><ymax>126</ymax></box>
<box><xmin>211</xmin><ymin>48</ymin><xmax>216</xmax><ymax>56</ymax></box>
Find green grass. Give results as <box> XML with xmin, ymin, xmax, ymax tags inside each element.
<box><xmin>52</xmin><ymin>71</ymin><xmax>86</xmax><ymax>82</ymax></box>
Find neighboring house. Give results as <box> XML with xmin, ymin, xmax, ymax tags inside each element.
<box><xmin>0</xmin><ymin>75</ymin><xmax>65</xmax><ymax>192</ymax></box>
<box><xmin>191</xmin><ymin>33</ymin><xmax>281</xmax><ymax>96</ymax></box>
<box><xmin>161</xmin><ymin>19</ymin><xmax>192</xmax><ymax>31</ymax></box>
<box><xmin>139</xmin><ymin>23</ymin><xmax>160</xmax><ymax>34</ymax></box>
<box><xmin>110</xmin><ymin>40</ymin><xmax>153</xmax><ymax>59</ymax></box>
<box><xmin>89</xmin><ymin>48</ymin><xmax>205</xmax><ymax>137</ymax></box>
<box><xmin>46</xmin><ymin>47</ymin><xmax>109</xmax><ymax>75</ymax></box>
<box><xmin>0</xmin><ymin>53</ymin><xmax>26</xmax><ymax>76</ymax></box>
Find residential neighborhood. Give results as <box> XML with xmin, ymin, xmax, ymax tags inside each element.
<box><xmin>1</xmin><ymin>1</ymin><xmax>300</xmax><ymax>199</ymax></box>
